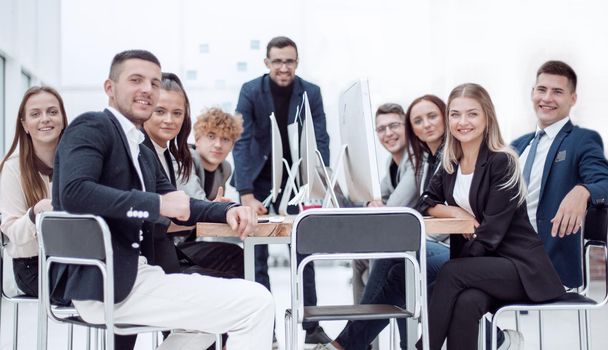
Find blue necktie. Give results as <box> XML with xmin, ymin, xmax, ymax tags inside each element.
<box><xmin>522</xmin><ymin>130</ymin><xmax>545</xmax><ymax>187</ymax></box>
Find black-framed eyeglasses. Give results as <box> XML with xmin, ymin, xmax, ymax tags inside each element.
<box><xmin>375</xmin><ymin>122</ymin><xmax>404</xmax><ymax>134</ymax></box>
<box><xmin>269</xmin><ymin>59</ymin><xmax>297</xmax><ymax>69</ymax></box>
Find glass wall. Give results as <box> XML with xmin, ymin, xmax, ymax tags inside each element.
<box><xmin>21</xmin><ymin>70</ymin><xmax>31</xmax><ymax>94</ymax></box>
<box><xmin>0</xmin><ymin>56</ymin><xmax>5</xmax><ymax>155</ymax></box>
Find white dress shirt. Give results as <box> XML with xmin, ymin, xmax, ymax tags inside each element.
<box><xmin>519</xmin><ymin>117</ymin><xmax>570</xmax><ymax>232</ymax></box>
<box><xmin>107</xmin><ymin>106</ymin><xmax>146</xmax><ymax>191</ymax></box>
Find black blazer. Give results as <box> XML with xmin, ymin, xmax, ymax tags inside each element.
<box><xmin>52</xmin><ymin>109</ymin><xmax>233</xmax><ymax>303</ymax></box>
<box><xmin>421</xmin><ymin>144</ymin><xmax>564</xmax><ymax>302</ymax></box>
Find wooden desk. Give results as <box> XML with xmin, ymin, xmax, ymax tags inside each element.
<box><xmin>196</xmin><ymin>216</ymin><xmax>474</xmax><ymax>281</ymax></box>
<box><xmin>196</xmin><ymin>216</ymin><xmax>473</xmax><ymax>239</ymax></box>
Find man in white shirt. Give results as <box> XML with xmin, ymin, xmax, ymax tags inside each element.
<box><xmin>52</xmin><ymin>49</ymin><xmax>274</xmax><ymax>349</ymax></box>
<box><xmin>502</xmin><ymin>60</ymin><xmax>608</xmax><ymax>349</ymax></box>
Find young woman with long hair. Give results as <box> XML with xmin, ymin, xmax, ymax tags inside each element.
<box><xmin>142</xmin><ymin>72</ymin><xmax>243</xmax><ymax>279</ymax></box>
<box><xmin>0</xmin><ymin>86</ymin><xmax>67</xmax><ymax>297</ymax></box>
<box><xmin>417</xmin><ymin>83</ymin><xmax>565</xmax><ymax>349</ymax></box>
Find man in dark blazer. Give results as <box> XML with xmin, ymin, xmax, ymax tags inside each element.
<box><xmin>232</xmin><ymin>36</ymin><xmax>331</xmax><ymax>345</ymax></box>
<box><xmin>52</xmin><ymin>50</ymin><xmax>274</xmax><ymax>349</ymax></box>
<box><xmin>512</xmin><ymin>60</ymin><xmax>608</xmax><ymax>290</ymax></box>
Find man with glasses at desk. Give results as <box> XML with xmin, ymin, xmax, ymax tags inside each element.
<box><xmin>232</xmin><ymin>36</ymin><xmax>331</xmax><ymax>347</ymax></box>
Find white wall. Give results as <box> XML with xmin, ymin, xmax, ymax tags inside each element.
<box><xmin>0</xmin><ymin>0</ymin><xmax>62</xmax><ymax>154</ymax></box>
<box><xmin>59</xmin><ymin>0</ymin><xmax>608</xmax><ymax>182</ymax></box>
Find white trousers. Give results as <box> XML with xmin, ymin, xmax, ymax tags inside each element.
<box><xmin>73</xmin><ymin>258</ymin><xmax>274</xmax><ymax>349</ymax></box>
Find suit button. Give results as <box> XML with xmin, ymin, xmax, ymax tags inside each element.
<box><xmin>131</xmin><ymin>243</ymin><xmax>140</xmax><ymax>249</ymax></box>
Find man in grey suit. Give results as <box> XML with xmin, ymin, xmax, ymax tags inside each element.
<box><xmin>52</xmin><ymin>49</ymin><xmax>274</xmax><ymax>349</ymax></box>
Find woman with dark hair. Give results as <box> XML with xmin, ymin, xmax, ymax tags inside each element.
<box><xmin>316</xmin><ymin>96</ymin><xmax>451</xmax><ymax>350</ymax></box>
<box><xmin>0</xmin><ymin>86</ymin><xmax>67</xmax><ymax>297</ymax></box>
<box><xmin>405</xmin><ymin>94</ymin><xmax>446</xmax><ymax>192</ymax></box>
<box><xmin>142</xmin><ymin>72</ymin><xmax>243</xmax><ymax>279</ymax></box>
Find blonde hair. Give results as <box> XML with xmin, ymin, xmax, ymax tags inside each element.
<box><xmin>193</xmin><ymin>108</ymin><xmax>243</xmax><ymax>142</ymax></box>
<box><xmin>443</xmin><ymin>83</ymin><xmax>526</xmax><ymax>205</ymax></box>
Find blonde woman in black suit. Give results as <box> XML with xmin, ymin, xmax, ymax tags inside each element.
<box><xmin>417</xmin><ymin>83</ymin><xmax>565</xmax><ymax>349</ymax></box>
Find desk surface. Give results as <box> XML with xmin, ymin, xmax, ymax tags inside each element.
<box><xmin>196</xmin><ymin>215</ymin><xmax>474</xmax><ymax>238</ymax></box>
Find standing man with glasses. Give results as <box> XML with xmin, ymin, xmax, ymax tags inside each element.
<box><xmin>232</xmin><ymin>36</ymin><xmax>331</xmax><ymax>347</ymax></box>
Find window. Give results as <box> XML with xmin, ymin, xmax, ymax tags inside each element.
<box><xmin>250</xmin><ymin>40</ymin><xmax>260</xmax><ymax>50</ymax></box>
<box><xmin>0</xmin><ymin>56</ymin><xmax>4</xmax><ymax>155</ymax></box>
<box><xmin>185</xmin><ymin>70</ymin><xmax>197</xmax><ymax>81</ymax></box>
<box><xmin>236</xmin><ymin>62</ymin><xmax>247</xmax><ymax>72</ymax></box>
<box><xmin>199</xmin><ymin>43</ymin><xmax>210</xmax><ymax>54</ymax></box>
<box><xmin>21</xmin><ymin>70</ymin><xmax>31</xmax><ymax>93</ymax></box>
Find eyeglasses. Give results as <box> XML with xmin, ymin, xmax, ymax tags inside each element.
<box><xmin>269</xmin><ymin>59</ymin><xmax>297</xmax><ymax>69</ymax></box>
<box><xmin>375</xmin><ymin>122</ymin><xmax>404</xmax><ymax>134</ymax></box>
<box><xmin>205</xmin><ymin>133</ymin><xmax>233</xmax><ymax>146</ymax></box>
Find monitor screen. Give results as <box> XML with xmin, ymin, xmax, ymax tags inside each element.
<box><xmin>338</xmin><ymin>79</ymin><xmax>382</xmax><ymax>203</ymax></box>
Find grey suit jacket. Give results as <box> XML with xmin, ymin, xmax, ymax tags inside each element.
<box><xmin>177</xmin><ymin>148</ymin><xmax>232</xmax><ymax>201</ymax></box>
<box><xmin>380</xmin><ymin>152</ymin><xmax>418</xmax><ymax>208</ymax></box>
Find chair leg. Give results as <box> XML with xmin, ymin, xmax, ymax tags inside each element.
<box><xmin>151</xmin><ymin>332</ymin><xmax>159</xmax><ymax>348</ymax></box>
<box><xmin>490</xmin><ymin>317</ymin><xmax>498</xmax><ymax>350</ymax></box>
<box><xmin>13</xmin><ymin>303</ymin><xmax>19</xmax><ymax>350</ymax></box>
<box><xmin>284</xmin><ymin>312</ymin><xmax>291</xmax><ymax>350</ymax></box>
<box><xmin>478</xmin><ymin>316</ymin><xmax>487</xmax><ymax>350</ymax></box>
<box><xmin>215</xmin><ymin>334</ymin><xmax>222</xmax><ymax>350</ymax></box>
<box><xmin>578</xmin><ymin>309</ymin><xmax>590</xmax><ymax>350</ymax></box>
<box><xmin>105</xmin><ymin>329</ymin><xmax>113</xmax><ymax>350</ymax></box>
<box><xmin>389</xmin><ymin>318</ymin><xmax>396</xmax><ymax>350</ymax></box>
<box><xmin>584</xmin><ymin>310</ymin><xmax>591</xmax><ymax>350</ymax></box>
<box><xmin>37</xmin><ymin>302</ymin><xmax>48</xmax><ymax>350</ymax></box>
<box><xmin>86</xmin><ymin>327</ymin><xmax>91</xmax><ymax>350</ymax></box>
<box><xmin>67</xmin><ymin>323</ymin><xmax>74</xmax><ymax>350</ymax></box>
<box><xmin>538</xmin><ymin>311</ymin><xmax>544</xmax><ymax>350</ymax></box>
<box><xmin>93</xmin><ymin>329</ymin><xmax>99</xmax><ymax>350</ymax></box>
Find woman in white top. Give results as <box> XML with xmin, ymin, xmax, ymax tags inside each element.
<box><xmin>0</xmin><ymin>86</ymin><xmax>67</xmax><ymax>297</ymax></box>
<box><xmin>416</xmin><ymin>83</ymin><xmax>564</xmax><ymax>349</ymax></box>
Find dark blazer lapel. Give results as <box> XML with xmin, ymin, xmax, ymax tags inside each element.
<box><xmin>516</xmin><ymin>134</ymin><xmax>535</xmax><ymax>155</ymax></box>
<box><xmin>539</xmin><ymin>120</ymin><xmax>573</xmax><ymax>200</ymax></box>
<box><xmin>469</xmin><ymin>143</ymin><xmax>491</xmax><ymax>217</ymax></box>
<box><xmin>105</xmin><ymin>109</ymin><xmax>142</xmax><ymax>190</ymax></box>
<box><xmin>141</xmin><ymin>131</ymin><xmax>176</xmax><ymax>186</ymax></box>
<box><xmin>137</xmin><ymin>150</ymin><xmax>156</xmax><ymax>192</ymax></box>
<box><xmin>288</xmin><ymin>76</ymin><xmax>305</xmax><ymax>125</ymax></box>
<box><xmin>261</xmin><ymin>75</ymin><xmax>277</xmax><ymax>121</ymax></box>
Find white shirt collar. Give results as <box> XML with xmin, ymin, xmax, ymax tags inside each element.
<box><xmin>151</xmin><ymin>139</ymin><xmax>168</xmax><ymax>154</ymax></box>
<box><xmin>107</xmin><ymin>106</ymin><xmax>145</xmax><ymax>145</ymax></box>
<box><xmin>536</xmin><ymin>116</ymin><xmax>570</xmax><ymax>140</ymax></box>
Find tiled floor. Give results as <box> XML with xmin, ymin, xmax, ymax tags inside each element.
<box><xmin>1</xmin><ymin>263</ymin><xmax>606</xmax><ymax>349</ymax></box>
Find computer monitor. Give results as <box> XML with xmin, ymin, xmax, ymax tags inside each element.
<box><xmin>338</xmin><ymin>79</ymin><xmax>382</xmax><ymax>203</ymax></box>
<box><xmin>299</xmin><ymin>91</ymin><xmax>328</xmax><ymax>203</ymax></box>
<box><xmin>269</xmin><ymin>113</ymin><xmax>283</xmax><ymax>203</ymax></box>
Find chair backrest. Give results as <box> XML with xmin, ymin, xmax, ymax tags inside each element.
<box><xmin>37</xmin><ymin>212</ymin><xmax>111</xmax><ymax>261</ymax></box>
<box><xmin>289</xmin><ymin>207</ymin><xmax>427</xmax><ymax>322</ymax></box>
<box><xmin>584</xmin><ymin>204</ymin><xmax>608</xmax><ymax>243</ymax></box>
<box><xmin>294</xmin><ymin>208</ymin><xmax>422</xmax><ymax>255</ymax></box>
<box><xmin>36</xmin><ymin>212</ymin><xmax>116</xmax><ymax>336</ymax></box>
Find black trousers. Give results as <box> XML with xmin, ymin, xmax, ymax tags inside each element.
<box><xmin>418</xmin><ymin>257</ymin><xmax>530</xmax><ymax>350</ymax></box>
<box><xmin>178</xmin><ymin>240</ymin><xmax>244</xmax><ymax>278</ymax></box>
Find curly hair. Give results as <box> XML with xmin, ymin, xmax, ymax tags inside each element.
<box><xmin>193</xmin><ymin>108</ymin><xmax>243</xmax><ymax>142</ymax></box>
